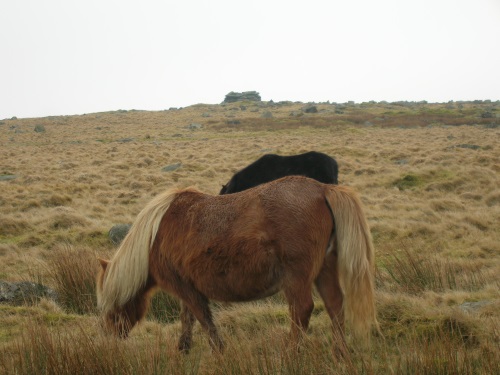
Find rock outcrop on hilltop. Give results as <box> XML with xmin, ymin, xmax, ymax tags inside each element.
<box><xmin>223</xmin><ymin>91</ymin><xmax>261</xmax><ymax>103</ymax></box>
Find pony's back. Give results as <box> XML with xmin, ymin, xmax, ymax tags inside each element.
<box><xmin>220</xmin><ymin>151</ymin><xmax>338</xmax><ymax>194</ymax></box>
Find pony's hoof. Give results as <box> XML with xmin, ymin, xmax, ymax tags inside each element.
<box><xmin>332</xmin><ymin>344</ymin><xmax>350</xmax><ymax>360</ymax></box>
<box><xmin>178</xmin><ymin>341</ymin><xmax>192</xmax><ymax>354</ymax></box>
<box><xmin>210</xmin><ymin>338</ymin><xmax>225</xmax><ymax>354</ymax></box>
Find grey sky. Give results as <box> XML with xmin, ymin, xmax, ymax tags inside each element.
<box><xmin>1</xmin><ymin>0</ymin><xmax>499</xmax><ymax>119</ymax></box>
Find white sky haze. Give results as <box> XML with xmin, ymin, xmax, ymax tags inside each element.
<box><xmin>1</xmin><ymin>0</ymin><xmax>499</xmax><ymax>119</ymax></box>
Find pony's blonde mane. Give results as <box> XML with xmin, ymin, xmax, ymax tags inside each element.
<box><xmin>97</xmin><ymin>187</ymin><xmax>185</xmax><ymax>314</ymax></box>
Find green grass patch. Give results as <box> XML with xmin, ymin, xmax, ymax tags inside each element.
<box><xmin>393</xmin><ymin>169</ymin><xmax>456</xmax><ymax>191</ymax></box>
<box><xmin>0</xmin><ymin>305</ymin><xmax>78</xmax><ymax>343</ymax></box>
<box><xmin>393</xmin><ymin>174</ymin><xmax>424</xmax><ymax>190</ymax></box>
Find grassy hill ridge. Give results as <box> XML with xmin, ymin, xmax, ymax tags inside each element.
<box><xmin>0</xmin><ymin>100</ymin><xmax>498</xmax><ymax>374</ymax></box>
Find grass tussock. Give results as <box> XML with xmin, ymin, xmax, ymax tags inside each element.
<box><xmin>380</xmin><ymin>248</ymin><xmax>487</xmax><ymax>294</ymax></box>
<box><xmin>47</xmin><ymin>245</ymin><xmax>101</xmax><ymax>314</ymax></box>
<box><xmin>0</xmin><ymin>216</ymin><xmax>31</xmax><ymax>236</ymax></box>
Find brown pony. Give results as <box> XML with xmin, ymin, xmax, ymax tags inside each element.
<box><xmin>96</xmin><ymin>176</ymin><xmax>377</xmax><ymax>354</ymax></box>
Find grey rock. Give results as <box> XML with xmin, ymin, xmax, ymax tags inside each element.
<box><xmin>34</xmin><ymin>124</ymin><xmax>46</xmax><ymax>133</ymax></box>
<box><xmin>261</xmin><ymin>111</ymin><xmax>273</xmax><ymax>118</ymax></box>
<box><xmin>302</xmin><ymin>105</ymin><xmax>318</xmax><ymax>113</ymax></box>
<box><xmin>117</xmin><ymin>138</ymin><xmax>135</xmax><ymax>143</ymax></box>
<box><xmin>0</xmin><ymin>280</ymin><xmax>57</xmax><ymax>306</ymax></box>
<box><xmin>108</xmin><ymin>224</ymin><xmax>132</xmax><ymax>246</ymax></box>
<box><xmin>0</xmin><ymin>175</ymin><xmax>17</xmax><ymax>181</ymax></box>
<box><xmin>458</xmin><ymin>301</ymin><xmax>491</xmax><ymax>313</ymax></box>
<box><xmin>162</xmin><ymin>162</ymin><xmax>182</xmax><ymax>172</ymax></box>
<box><xmin>456</xmin><ymin>144</ymin><xmax>480</xmax><ymax>150</ymax></box>
<box><xmin>188</xmin><ymin>123</ymin><xmax>202</xmax><ymax>130</ymax></box>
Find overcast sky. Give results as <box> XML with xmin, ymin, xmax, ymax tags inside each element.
<box><xmin>1</xmin><ymin>0</ymin><xmax>499</xmax><ymax>119</ymax></box>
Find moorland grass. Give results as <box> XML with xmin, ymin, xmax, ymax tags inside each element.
<box><xmin>0</xmin><ymin>101</ymin><xmax>498</xmax><ymax>374</ymax></box>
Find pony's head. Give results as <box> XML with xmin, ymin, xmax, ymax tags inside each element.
<box><xmin>96</xmin><ymin>258</ymin><xmax>142</xmax><ymax>339</ymax></box>
<box><xmin>219</xmin><ymin>184</ymin><xmax>228</xmax><ymax>194</ymax></box>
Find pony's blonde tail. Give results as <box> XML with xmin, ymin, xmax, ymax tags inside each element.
<box><xmin>98</xmin><ymin>188</ymin><xmax>180</xmax><ymax>314</ymax></box>
<box><xmin>325</xmin><ymin>186</ymin><xmax>377</xmax><ymax>343</ymax></box>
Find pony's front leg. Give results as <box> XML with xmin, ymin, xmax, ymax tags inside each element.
<box><xmin>181</xmin><ymin>293</ymin><xmax>224</xmax><ymax>353</ymax></box>
<box><xmin>178</xmin><ymin>302</ymin><xmax>196</xmax><ymax>352</ymax></box>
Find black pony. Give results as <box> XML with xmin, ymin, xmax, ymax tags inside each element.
<box><xmin>220</xmin><ymin>151</ymin><xmax>338</xmax><ymax>194</ymax></box>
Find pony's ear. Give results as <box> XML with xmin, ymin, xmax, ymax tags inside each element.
<box><xmin>97</xmin><ymin>257</ymin><xmax>109</xmax><ymax>271</ymax></box>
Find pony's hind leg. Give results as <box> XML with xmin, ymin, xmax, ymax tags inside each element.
<box><xmin>283</xmin><ymin>282</ymin><xmax>314</xmax><ymax>346</ymax></box>
<box><xmin>178</xmin><ymin>302</ymin><xmax>196</xmax><ymax>352</ymax></box>
<box><xmin>314</xmin><ymin>251</ymin><xmax>347</xmax><ymax>357</ymax></box>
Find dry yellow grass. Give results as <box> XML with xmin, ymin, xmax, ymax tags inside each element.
<box><xmin>0</xmin><ymin>101</ymin><xmax>499</xmax><ymax>373</ymax></box>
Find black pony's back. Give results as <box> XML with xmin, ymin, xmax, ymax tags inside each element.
<box><xmin>220</xmin><ymin>151</ymin><xmax>338</xmax><ymax>194</ymax></box>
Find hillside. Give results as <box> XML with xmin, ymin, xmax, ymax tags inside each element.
<box><xmin>0</xmin><ymin>100</ymin><xmax>499</xmax><ymax>374</ymax></box>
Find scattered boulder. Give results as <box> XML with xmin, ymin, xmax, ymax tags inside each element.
<box><xmin>458</xmin><ymin>301</ymin><xmax>492</xmax><ymax>314</ymax></box>
<box><xmin>117</xmin><ymin>138</ymin><xmax>135</xmax><ymax>143</ymax></box>
<box><xmin>162</xmin><ymin>162</ymin><xmax>182</xmax><ymax>172</ymax></box>
<box><xmin>456</xmin><ymin>144</ymin><xmax>480</xmax><ymax>150</ymax></box>
<box><xmin>223</xmin><ymin>91</ymin><xmax>261</xmax><ymax>103</ymax></box>
<box><xmin>0</xmin><ymin>280</ymin><xmax>57</xmax><ymax>306</ymax></box>
<box><xmin>261</xmin><ymin>111</ymin><xmax>273</xmax><ymax>118</ymax></box>
<box><xmin>108</xmin><ymin>224</ymin><xmax>132</xmax><ymax>246</ymax></box>
<box><xmin>0</xmin><ymin>175</ymin><xmax>17</xmax><ymax>181</ymax></box>
<box><xmin>302</xmin><ymin>105</ymin><xmax>318</xmax><ymax>113</ymax></box>
<box><xmin>188</xmin><ymin>123</ymin><xmax>202</xmax><ymax>130</ymax></box>
<box><xmin>394</xmin><ymin>159</ymin><xmax>409</xmax><ymax>165</ymax></box>
<box><xmin>34</xmin><ymin>124</ymin><xmax>46</xmax><ymax>133</ymax></box>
